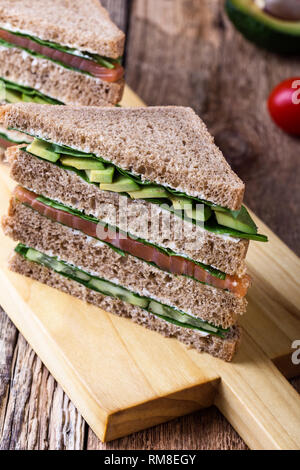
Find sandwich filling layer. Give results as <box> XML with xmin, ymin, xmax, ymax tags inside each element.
<box><xmin>0</xmin><ymin>78</ymin><xmax>63</xmax><ymax>105</ymax></box>
<box><xmin>8</xmin><ymin>147</ymin><xmax>249</xmax><ymax>276</ymax></box>
<box><xmin>0</xmin><ymin>29</ymin><xmax>124</xmax><ymax>83</ymax></box>
<box><xmin>15</xmin><ymin>243</ymin><xmax>228</xmax><ymax>338</ymax></box>
<box><xmin>22</xmin><ymin>138</ymin><xmax>268</xmax><ymax>242</ymax></box>
<box><xmin>14</xmin><ymin>186</ymin><xmax>251</xmax><ymax>297</ymax></box>
<box><xmin>0</xmin><ymin>126</ymin><xmax>31</xmax><ymax>148</ymax></box>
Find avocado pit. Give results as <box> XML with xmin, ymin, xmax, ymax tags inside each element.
<box><xmin>255</xmin><ymin>0</ymin><xmax>300</xmax><ymax>21</ymax></box>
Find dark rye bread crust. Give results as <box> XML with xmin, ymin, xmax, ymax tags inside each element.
<box><xmin>0</xmin><ymin>47</ymin><xmax>124</xmax><ymax>106</ymax></box>
<box><xmin>0</xmin><ymin>0</ymin><xmax>125</xmax><ymax>58</ymax></box>
<box><xmin>3</xmin><ymin>198</ymin><xmax>247</xmax><ymax>329</ymax></box>
<box><xmin>7</xmin><ymin>148</ymin><xmax>249</xmax><ymax>277</ymax></box>
<box><xmin>9</xmin><ymin>253</ymin><xmax>242</xmax><ymax>362</ymax></box>
<box><xmin>0</xmin><ymin>104</ymin><xmax>245</xmax><ymax>210</ymax></box>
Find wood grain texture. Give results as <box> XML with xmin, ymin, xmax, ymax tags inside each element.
<box><xmin>0</xmin><ymin>0</ymin><xmax>299</xmax><ymax>451</ymax></box>
<box><xmin>0</xmin><ymin>320</ymin><xmax>85</xmax><ymax>450</ymax></box>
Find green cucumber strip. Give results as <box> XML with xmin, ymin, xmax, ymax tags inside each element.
<box><xmin>0</xmin><ymin>132</ymin><xmax>29</xmax><ymax>145</ymax></box>
<box><xmin>34</xmin><ymin>194</ymin><xmax>226</xmax><ymax>280</ymax></box>
<box><xmin>15</xmin><ymin>243</ymin><xmax>226</xmax><ymax>337</ymax></box>
<box><xmin>204</xmin><ymin>220</ymin><xmax>268</xmax><ymax>242</ymax></box>
<box><xmin>23</xmin><ymin>138</ymin><xmax>267</xmax><ymax>241</ymax></box>
<box><xmin>1</xmin><ymin>28</ymin><xmax>121</xmax><ymax>69</ymax></box>
<box><xmin>0</xmin><ymin>78</ymin><xmax>63</xmax><ymax>105</ymax></box>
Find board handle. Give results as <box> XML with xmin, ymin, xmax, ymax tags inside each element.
<box><xmin>209</xmin><ymin>332</ymin><xmax>300</xmax><ymax>450</ymax></box>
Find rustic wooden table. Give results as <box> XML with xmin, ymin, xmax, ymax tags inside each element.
<box><xmin>0</xmin><ymin>0</ymin><xmax>299</xmax><ymax>450</ymax></box>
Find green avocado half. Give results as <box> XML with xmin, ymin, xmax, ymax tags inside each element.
<box><xmin>225</xmin><ymin>0</ymin><xmax>300</xmax><ymax>54</ymax></box>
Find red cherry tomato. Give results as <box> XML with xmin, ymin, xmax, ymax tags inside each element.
<box><xmin>268</xmin><ymin>77</ymin><xmax>300</xmax><ymax>136</ymax></box>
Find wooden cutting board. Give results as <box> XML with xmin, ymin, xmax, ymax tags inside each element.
<box><xmin>0</xmin><ymin>86</ymin><xmax>299</xmax><ymax>449</ymax></box>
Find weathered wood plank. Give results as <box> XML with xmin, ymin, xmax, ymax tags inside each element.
<box><xmin>0</xmin><ymin>307</ymin><xmax>18</xmax><ymax>442</ymax></box>
<box><xmin>87</xmin><ymin>407</ymin><xmax>248</xmax><ymax>450</ymax></box>
<box><xmin>0</xmin><ymin>313</ymin><xmax>85</xmax><ymax>450</ymax></box>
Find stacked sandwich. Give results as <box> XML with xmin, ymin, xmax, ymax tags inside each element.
<box><xmin>0</xmin><ymin>0</ymin><xmax>125</xmax><ymax>154</ymax></box>
<box><xmin>1</xmin><ymin>104</ymin><xmax>267</xmax><ymax>361</ymax></box>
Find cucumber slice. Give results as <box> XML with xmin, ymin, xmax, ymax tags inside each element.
<box><xmin>88</xmin><ymin>278</ymin><xmax>132</xmax><ymax>301</ymax></box>
<box><xmin>100</xmin><ymin>176</ymin><xmax>140</xmax><ymax>193</ymax></box>
<box><xmin>86</xmin><ymin>166</ymin><xmax>115</xmax><ymax>183</ymax></box>
<box><xmin>26</xmin><ymin>248</ymin><xmax>72</xmax><ymax>276</ymax></box>
<box><xmin>148</xmin><ymin>300</ymin><xmax>218</xmax><ymax>333</ymax></box>
<box><xmin>69</xmin><ymin>269</ymin><xmax>90</xmax><ymax>281</ymax></box>
<box><xmin>126</xmin><ymin>292</ymin><xmax>149</xmax><ymax>308</ymax></box>
<box><xmin>26</xmin><ymin>248</ymin><xmax>64</xmax><ymax>273</ymax></box>
<box><xmin>26</xmin><ymin>248</ymin><xmax>45</xmax><ymax>263</ymax></box>
<box><xmin>60</xmin><ymin>156</ymin><xmax>105</xmax><ymax>171</ymax></box>
<box><xmin>27</xmin><ymin>139</ymin><xmax>60</xmax><ymax>163</ymax></box>
<box><xmin>88</xmin><ymin>278</ymin><xmax>148</xmax><ymax>308</ymax></box>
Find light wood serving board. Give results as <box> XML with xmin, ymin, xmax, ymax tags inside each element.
<box><xmin>0</xmin><ymin>86</ymin><xmax>300</xmax><ymax>449</ymax></box>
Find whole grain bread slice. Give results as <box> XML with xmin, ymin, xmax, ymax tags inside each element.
<box><xmin>10</xmin><ymin>252</ymin><xmax>242</xmax><ymax>361</ymax></box>
<box><xmin>0</xmin><ymin>47</ymin><xmax>124</xmax><ymax>106</ymax></box>
<box><xmin>3</xmin><ymin>198</ymin><xmax>247</xmax><ymax>329</ymax></box>
<box><xmin>7</xmin><ymin>148</ymin><xmax>249</xmax><ymax>276</ymax></box>
<box><xmin>0</xmin><ymin>0</ymin><xmax>125</xmax><ymax>58</ymax></box>
<box><xmin>0</xmin><ymin>103</ymin><xmax>245</xmax><ymax>210</ymax></box>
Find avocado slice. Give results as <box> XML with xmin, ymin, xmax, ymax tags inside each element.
<box><xmin>5</xmin><ymin>89</ymin><xmax>23</xmax><ymax>103</ymax></box>
<box><xmin>226</xmin><ymin>0</ymin><xmax>300</xmax><ymax>54</ymax></box>
<box><xmin>171</xmin><ymin>197</ymin><xmax>212</xmax><ymax>222</ymax></box>
<box><xmin>86</xmin><ymin>166</ymin><xmax>115</xmax><ymax>183</ymax></box>
<box><xmin>26</xmin><ymin>139</ymin><xmax>60</xmax><ymax>163</ymax></box>
<box><xmin>60</xmin><ymin>156</ymin><xmax>105</xmax><ymax>170</ymax></box>
<box><xmin>22</xmin><ymin>93</ymin><xmax>33</xmax><ymax>102</ymax></box>
<box><xmin>33</xmin><ymin>96</ymin><xmax>51</xmax><ymax>104</ymax></box>
<box><xmin>100</xmin><ymin>176</ymin><xmax>140</xmax><ymax>193</ymax></box>
<box><xmin>214</xmin><ymin>205</ymin><xmax>257</xmax><ymax>235</ymax></box>
<box><xmin>128</xmin><ymin>185</ymin><xmax>169</xmax><ymax>199</ymax></box>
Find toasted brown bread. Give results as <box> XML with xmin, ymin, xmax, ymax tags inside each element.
<box><xmin>0</xmin><ymin>104</ymin><xmax>245</xmax><ymax>210</ymax></box>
